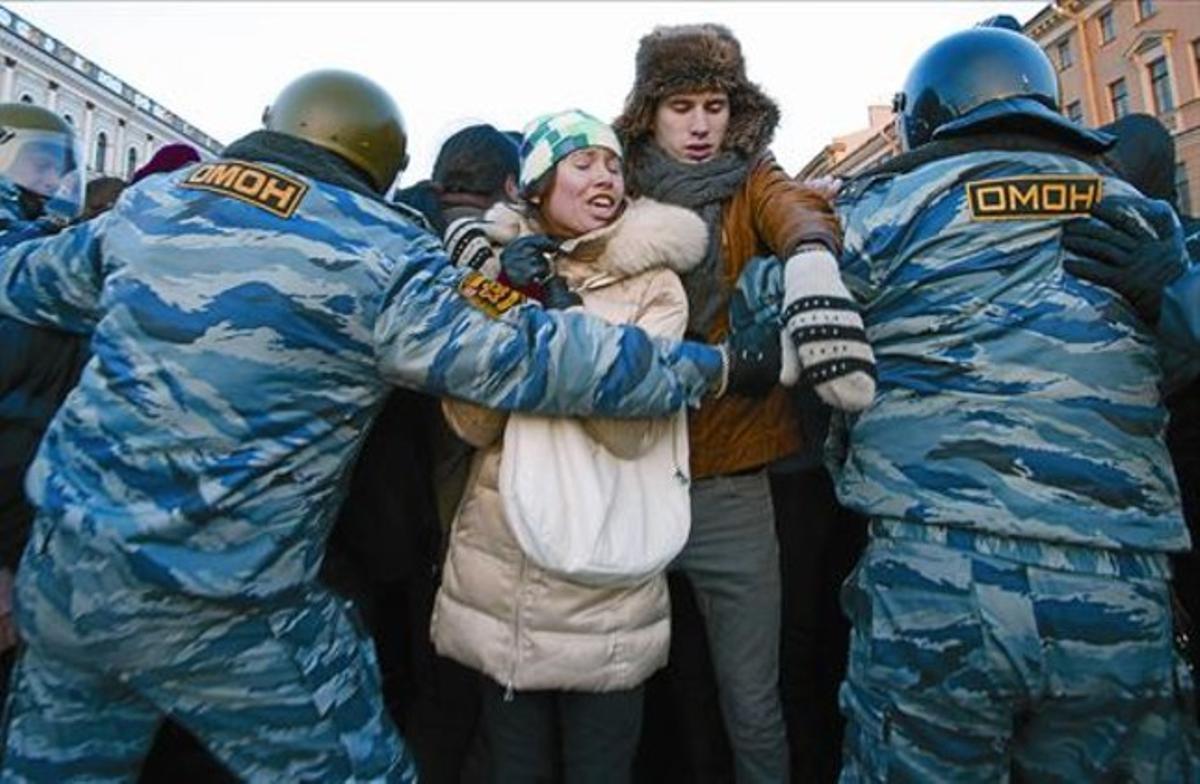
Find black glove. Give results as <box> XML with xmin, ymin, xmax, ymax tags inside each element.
<box><xmin>721</xmin><ymin>325</ymin><xmax>782</xmax><ymax>398</ymax></box>
<box><xmin>500</xmin><ymin>234</ymin><xmax>559</xmax><ymax>288</ymax></box>
<box><xmin>1062</xmin><ymin>195</ymin><xmax>1188</xmax><ymax>324</ymax></box>
<box><xmin>542</xmin><ymin>276</ymin><xmax>582</xmax><ymax>310</ymax></box>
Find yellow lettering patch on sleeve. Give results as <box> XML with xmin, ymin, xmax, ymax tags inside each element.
<box><xmin>966</xmin><ymin>175</ymin><xmax>1103</xmax><ymax>221</ymax></box>
<box><xmin>458</xmin><ymin>270</ymin><xmax>526</xmax><ymax>318</ymax></box>
<box><xmin>180</xmin><ymin>159</ymin><xmax>309</xmax><ymax>218</ymax></box>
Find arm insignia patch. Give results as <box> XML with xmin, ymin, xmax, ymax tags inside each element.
<box><xmin>458</xmin><ymin>270</ymin><xmax>526</xmax><ymax>318</ymax></box>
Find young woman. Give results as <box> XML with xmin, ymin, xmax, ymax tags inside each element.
<box><xmin>430</xmin><ymin>109</ymin><xmax>708</xmax><ymax>784</ymax></box>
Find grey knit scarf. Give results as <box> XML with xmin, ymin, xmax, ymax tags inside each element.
<box><xmin>628</xmin><ymin>143</ymin><xmax>751</xmax><ymax>336</ymax></box>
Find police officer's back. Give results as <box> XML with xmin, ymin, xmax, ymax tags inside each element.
<box><xmin>833</xmin><ymin>27</ymin><xmax>1200</xmax><ymax>782</ymax></box>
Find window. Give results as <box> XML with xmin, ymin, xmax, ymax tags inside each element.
<box><xmin>1055</xmin><ymin>36</ymin><xmax>1073</xmax><ymax>70</ymax></box>
<box><xmin>1138</xmin><ymin>0</ymin><xmax>1156</xmax><ymax>20</ymax></box>
<box><xmin>126</xmin><ymin>147</ymin><xmax>138</xmax><ymax>179</ymax></box>
<box><xmin>18</xmin><ymin>93</ymin><xmax>31</xmax><ymax>104</ymax></box>
<box><xmin>1177</xmin><ymin>163</ymin><xmax>1192</xmax><ymax>217</ymax></box>
<box><xmin>1148</xmin><ymin>56</ymin><xmax>1175</xmax><ymax>114</ymax></box>
<box><xmin>1066</xmin><ymin>100</ymin><xmax>1084</xmax><ymax>123</ymax></box>
<box><xmin>1098</xmin><ymin>8</ymin><xmax>1116</xmax><ymax>44</ymax></box>
<box><xmin>94</xmin><ymin>131</ymin><xmax>107</xmax><ymax>173</ymax></box>
<box><xmin>61</xmin><ymin>113</ymin><xmax>72</xmax><ymax>126</ymax></box>
<box><xmin>1109</xmin><ymin>78</ymin><xmax>1130</xmax><ymax>119</ymax></box>
<box><xmin>1194</xmin><ymin>39</ymin><xmax>1200</xmax><ymax>88</ymax></box>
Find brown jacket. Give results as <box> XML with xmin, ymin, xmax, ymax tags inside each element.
<box><xmin>688</xmin><ymin>152</ymin><xmax>842</xmax><ymax>479</ymax></box>
<box><xmin>432</xmin><ymin>198</ymin><xmax>707</xmax><ymax>692</ymax></box>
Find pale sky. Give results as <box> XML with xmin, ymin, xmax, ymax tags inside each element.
<box><xmin>8</xmin><ymin>1</ymin><xmax>1046</xmax><ymax>187</ymax></box>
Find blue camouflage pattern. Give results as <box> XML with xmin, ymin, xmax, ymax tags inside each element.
<box><xmin>839</xmin><ymin>535</ymin><xmax>1198</xmax><ymax>783</ymax></box>
<box><xmin>830</xmin><ymin>145</ymin><xmax>1200</xmax><ymax>781</ymax></box>
<box><xmin>2</xmin><ymin>525</ymin><xmax>415</xmax><ymax>783</ymax></box>
<box><xmin>830</xmin><ymin>149</ymin><xmax>1196</xmax><ymax>567</ymax></box>
<box><xmin>0</xmin><ymin>158</ymin><xmax>721</xmax><ymax>602</ymax></box>
<box><xmin>0</xmin><ymin>156</ymin><xmax>719</xmax><ymax>781</ymax></box>
<box><xmin>1160</xmin><ymin>221</ymin><xmax>1200</xmax><ymax>358</ymax></box>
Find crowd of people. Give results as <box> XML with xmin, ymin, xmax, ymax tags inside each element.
<box><xmin>0</xmin><ymin>14</ymin><xmax>1198</xmax><ymax>784</ymax></box>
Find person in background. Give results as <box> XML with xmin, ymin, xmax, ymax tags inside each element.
<box><xmin>1062</xmin><ymin>113</ymin><xmax>1200</xmax><ymax>686</ymax></box>
<box><xmin>0</xmin><ymin>102</ymin><xmax>84</xmax><ymax>710</ymax></box>
<box><xmin>80</xmin><ymin>176</ymin><xmax>125</xmax><ymax>221</ymax></box>
<box><xmin>353</xmin><ymin>122</ymin><xmax>524</xmax><ymax>783</ymax></box>
<box><xmin>129</xmin><ymin>142</ymin><xmax>200</xmax><ymax>185</ymax></box>
<box><xmin>431</xmin><ymin>108</ymin><xmax>717</xmax><ymax>784</ymax></box>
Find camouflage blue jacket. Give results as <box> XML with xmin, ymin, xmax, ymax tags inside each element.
<box><xmin>0</xmin><ymin>193</ymin><xmax>85</xmax><ymax>570</ymax></box>
<box><xmin>1160</xmin><ymin>220</ymin><xmax>1200</xmax><ymax>358</ymax></box>
<box><xmin>831</xmin><ymin>147</ymin><xmax>1197</xmax><ymax>566</ymax></box>
<box><xmin>0</xmin><ymin>158</ymin><xmax>719</xmax><ymax>600</ymax></box>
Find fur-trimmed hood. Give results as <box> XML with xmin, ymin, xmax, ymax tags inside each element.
<box><xmin>613</xmin><ymin>24</ymin><xmax>780</xmax><ymax>166</ymax></box>
<box><xmin>482</xmin><ymin>197</ymin><xmax>707</xmax><ymax>288</ymax></box>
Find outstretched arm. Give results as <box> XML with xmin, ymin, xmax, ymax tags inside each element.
<box><xmin>373</xmin><ymin>235</ymin><xmax>723</xmax><ymax>419</ymax></box>
<box><xmin>0</xmin><ymin>213</ymin><xmax>107</xmax><ymax>335</ymax></box>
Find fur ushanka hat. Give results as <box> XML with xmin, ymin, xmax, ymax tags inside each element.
<box><xmin>613</xmin><ymin>24</ymin><xmax>780</xmax><ymax>163</ymax></box>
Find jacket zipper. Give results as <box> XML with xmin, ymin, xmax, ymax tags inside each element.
<box><xmin>505</xmin><ymin>554</ymin><xmax>529</xmax><ymax>702</ymax></box>
<box><xmin>671</xmin><ymin>414</ymin><xmax>690</xmax><ymax>487</ymax></box>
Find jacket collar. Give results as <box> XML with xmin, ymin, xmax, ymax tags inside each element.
<box><xmin>483</xmin><ymin>197</ymin><xmax>708</xmax><ymax>287</ymax></box>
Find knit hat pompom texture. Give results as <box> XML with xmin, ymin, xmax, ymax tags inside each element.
<box><xmin>519</xmin><ymin>109</ymin><xmax>623</xmax><ymax>195</ymax></box>
<box><xmin>613</xmin><ymin>24</ymin><xmax>780</xmax><ymax>160</ymax></box>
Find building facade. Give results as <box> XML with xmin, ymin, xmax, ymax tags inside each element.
<box><xmin>1027</xmin><ymin>0</ymin><xmax>1200</xmax><ymax>214</ymax></box>
<box><xmin>798</xmin><ymin>1</ymin><xmax>1200</xmax><ymax>216</ymax></box>
<box><xmin>0</xmin><ymin>4</ymin><xmax>221</xmax><ymax>182</ymax></box>
<box><xmin>796</xmin><ymin>105</ymin><xmax>898</xmax><ymax>181</ymax></box>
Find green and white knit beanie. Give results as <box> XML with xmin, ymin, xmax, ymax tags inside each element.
<box><xmin>518</xmin><ymin>109</ymin><xmax>623</xmax><ymax>196</ymax></box>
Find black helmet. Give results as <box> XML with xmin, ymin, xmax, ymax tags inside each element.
<box><xmin>893</xmin><ymin>27</ymin><xmax>1060</xmax><ymax>151</ymax></box>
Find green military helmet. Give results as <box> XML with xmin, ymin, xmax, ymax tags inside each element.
<box><xmin>262</xmin><ymin>69</ymin><xmax>409</xmax><ymax>194</ymax></box>
<box><xmin>0</xmin><ymin>102</ymin><xmax>83</xmax><ymax>221</ymax></box>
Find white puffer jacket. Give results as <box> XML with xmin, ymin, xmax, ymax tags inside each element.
<box><xmin>431</xmin><ymin>197</ymin><xmax>707</xmax><ymax>692</ymax></box>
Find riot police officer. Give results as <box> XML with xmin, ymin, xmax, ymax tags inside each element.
<box><xmin>829</xmin><ymin>26</ymin><xmax>1199</xmax><ymax>781</ymax></box>
<box><xmin>0</xmin><ymin>102</ymin><xmax>85</xmax><ymax>695</ymax></box>
<box><xmin>0</xmin><ymin>70</ymin><xmax>774</xmax><ymax>782</ymax></box>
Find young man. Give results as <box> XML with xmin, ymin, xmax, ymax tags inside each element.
<box><xmin>832</xmin><ymin>25</ymin><xmax>1199</xmax><ymax>780</ymax></box>
<box><xmin>613</xmin><ymin>24</ymin><xmax>875</xmax><ymax>783</ymax></box>
<box><xmin>0</xmin><ymin>69</ymin><xmax>775</xmax><ymax>782</ymax></box>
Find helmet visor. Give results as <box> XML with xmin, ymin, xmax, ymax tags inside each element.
<box><xmin>0</xmin><ymin>127</ymin><xmax>84</xmax><ymax>218</ymax></box>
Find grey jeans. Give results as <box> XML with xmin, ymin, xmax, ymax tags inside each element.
<box><xmin>674</xmin><ymin>470</ymin><xmax>788</xmax><ymax>784</ymax></box>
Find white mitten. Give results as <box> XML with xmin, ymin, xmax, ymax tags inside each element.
<box><xmin>780</xmin><ymin>247</ymin><xmax>876</xmax><ymax>411</ymax></box>
<box><xmin>444</xmin><ymin>216</ymin><xmax>501</xmax><ymax>279</ymax></box>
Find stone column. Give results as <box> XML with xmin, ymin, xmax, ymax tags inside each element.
<box><xmin>82</xmin><ymin>101</ymin><xmax>95</xmax><ymax>173</ymax></box>
<box><xmin>115</xmin><ymin>118</ymin><xmax>127</xmax><ymax>177</ymax></box>
<box><xmin>1</xmin><ymin>58</ymin><xmax>16</xmax><ymax>103</ymax></box>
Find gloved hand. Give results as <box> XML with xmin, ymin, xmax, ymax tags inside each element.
<box><xmin>500</xmin><ymin>234</ymin><xmax>560</xmax><ymax>288</ymax></box>
<box><xmin>779</xmin><ymin>245</ymin><xmax>876</xmax><ymax>411</ymax></box>
<box><xmin>1062</xmin><ymin>195</ymin><xmax>1188</xmax><ymax>324</ymax></box>
<box><xmin>541</xmin><ymin>276</ymin><xmax>582</xmax><ymax>310</ymax></box>
<box><xmin>719</xmin><ymin>325</ymin><xmax>782</xmax><ymax>398</ymax></box>
<box><xmin>802</xmin><ymin>176</ymin><xmax>844</xmax><ymax>203</ymax></box>
<box><xmin>444</xmin><ymin>216</ymin><xmax>500</xmax><ymax>278</ymax></box>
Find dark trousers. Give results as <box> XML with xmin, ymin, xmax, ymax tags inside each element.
<box><xmin>1170</xmin><ymin>381</ymin><xmax>1200</xmax><ymax>674</ymax></box>
<box><xmin>771</xmin><ymin>465</ymin><xmax>867</xmax><ymax>784</ymax></box>
<box><xmin>480</xmin><ymin>680</ymin><xmax>644</xmax><ymax>784</ymax></box>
